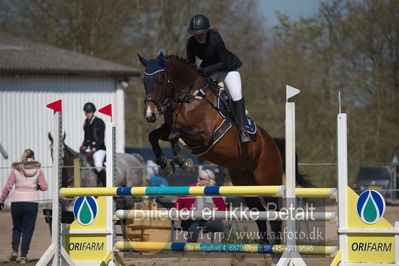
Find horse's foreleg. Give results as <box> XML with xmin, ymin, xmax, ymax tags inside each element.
<box><xmin>169</xmin><ymin>130</ymin><xmax>194</xmax><ymax>174</ymax></box>
<box><xmin>149</xmin><ymin>124</ymin><xmax>175</xmax><ymax>176</ymax></box>
<box><xmin>244</xmin><ymin>196</ymin><xmax>269</xmax><ymax>244</ymax></box>
<box><xmin>149</xmin><ymin>124</ymin><xmax>169</xmax><ymax>168</ymax></box>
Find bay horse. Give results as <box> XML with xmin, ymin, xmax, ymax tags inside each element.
<box><xmin>138</xmin><ymin>52</ymin><xmax>310</xmax><ymax>244</ymax></box>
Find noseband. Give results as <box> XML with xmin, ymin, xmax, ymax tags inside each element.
<box><xmin>143</xmin><ymin>69</ymin><xmax>173</xmax><ymax>114</ymax></box>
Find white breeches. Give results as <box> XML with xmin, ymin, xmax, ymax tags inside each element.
<box><xmin>210</xmin><ymin>70</ymin><xmax>242</xmax><ymax>101</ymax></box>
<box><xmin>93</xmin><ymin>149</ymin><xmax>106</xmax><ymax>172</ymax></box>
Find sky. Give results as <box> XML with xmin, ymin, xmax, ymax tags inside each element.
<box><xmin>258</xmin><ymin>0</ymin><xmax>322</xmax><ymax>26</ymax></box>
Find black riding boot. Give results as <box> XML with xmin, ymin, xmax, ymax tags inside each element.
<box><xmin>232</xmin><ymin>98</ymin><xmax>252</xmax><ymax>144</ymax></box>
<box><xmin>96</xmin><ymin>170</ymin><xmax>107</xmax><ymax>187</ymax></box>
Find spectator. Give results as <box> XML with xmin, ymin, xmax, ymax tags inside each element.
<box><xmin>174</xmin><ymin>169</ymin><xmax>229</xmax><ymax>242</ymax></box>
<box><xmin>0</xmin><ymin>149</ymin><xmax>48</xmax><ymax>264</ymax></box>
<box><xmin>213</xmin><ymin>166</ymin><xmax>226</xmax><ymax>186</ymax></box>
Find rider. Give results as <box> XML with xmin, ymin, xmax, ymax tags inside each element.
<box><xmin>186</xmin><ymin>14</ymin><xmax>252</xmax><ymax>144</ymax></box>
<box><xmin>81</xmin><ymin>102</ymin><xmax>106</xmax><ymax>186</ymax></box>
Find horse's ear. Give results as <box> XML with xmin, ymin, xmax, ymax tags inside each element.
<box><xmin>62</xmin><ymin>132</ymin><xmax>66</xmax><ymax>141</ymax></box>
<box><xmin>158</xmin><ymin>51</ymin><xmax>165</xmax><ymax>67</ymax></box>
<box><xmin>138</xmin><ymin>54</ymin><xmax>148</xmax><ymax>66</ymax></box>
<box><xmin>48</xmin><ymin>132</ymin><xmax>53</xmax><ymax>142</ymax></box>
<box><xmin>79</xmin><ymin>146</ymin><xmax>85</xmax><ymax>153</ymax></box>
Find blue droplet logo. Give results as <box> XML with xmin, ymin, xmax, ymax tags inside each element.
<box><xmin>73</xmin><ymin>196</ymin><xmax>98</xmax><ymax>225</ymax></box>
<box><xmin>356</xmin><ymin>190</ymin><xmax>385</xmax><ymax>224</ymax></box>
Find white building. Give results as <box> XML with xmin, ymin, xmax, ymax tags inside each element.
<box><xmin>0</xmin><ymin>32</ymin><xmax>139</xmax><ymax>204</ymax></box>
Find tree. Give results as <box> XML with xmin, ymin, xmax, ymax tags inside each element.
<box><xmin>260</xmin><ymin>0</ymin><xmax>399</xmax><ymax>186</ymax></box>
<box><xmin>0</xmin><ymin>0</ymin><xmax>269</xmax><ymax>147</ymax></box>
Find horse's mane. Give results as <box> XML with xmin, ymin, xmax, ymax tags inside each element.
<box><xmin>64</xmin><ymin>143</ymin><xmax>79</xmax><ymax>157</ymax></box>
<box><xmin>166</xmin><ymin>55</ymin><xmax>198</xmax><ymax>73</ymax></box>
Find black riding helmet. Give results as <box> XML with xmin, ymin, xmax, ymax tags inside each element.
<box><xmin>83</xmin><ymin>102</ymin><xmax>96</xmax><ymax>113</ymax></box>
<box><xmin>188</xmin><ymin>14</ymin><xmax>210</xmax><ymax>35</ymax></box>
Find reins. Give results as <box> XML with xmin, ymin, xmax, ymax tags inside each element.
<box><xmin>168</xmin><ymin>73</ymin><xmax>224</xmax><ymax>132</ymax></box>
<box><xmin>175</xmin><ymin>75</ymin><xmax>223</xmax><ymax>114</ymax></box>
<box><xmin>143</xmin><ymin>58</ymin><xmax>224</xmax><ymax>121</ymax></box>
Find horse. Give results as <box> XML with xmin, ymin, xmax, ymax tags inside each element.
<box><xmin>48</xmin><ymin>133</ymin><xmax>148</xmax><ymax>240</ymax></box>
<box><xmin>138</xmin><ymin>52</ymin><xmax>311</xmax><ymax>245</ymax></box>
<box><xmin>48</xmin><ymin>133</ymin><xmax>147</xmax><ymax>189</ymax></box>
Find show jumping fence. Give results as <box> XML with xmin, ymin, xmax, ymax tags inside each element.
<box><xmin>38</xmin><ymin>87</ymin><xmax>399</xmax><ymax>266</ymax></box>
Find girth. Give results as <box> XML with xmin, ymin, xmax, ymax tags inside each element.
<box><xmin>178</xmin><ymin>119</ymin><xmax>231</xmax><ymax>157</ymax></box>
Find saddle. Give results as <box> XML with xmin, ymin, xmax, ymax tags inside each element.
<box><xmin>85</xmin><ymin>151</ymin><xmax>107</xmax><ymax>169</ymax></box>
<box><xmin>216</xmin><ymin>83</ymin><xmax>257</xmax><ymax>135</ymax></box>
<box><xmin>178</xmin><ymin>82</ymin><xmax>257</xmax><ymax>156</ymax></box>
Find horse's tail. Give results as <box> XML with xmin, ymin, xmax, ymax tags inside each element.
<box><xmin>273</xmin><ymin>137</ymin><xmax>313</xmax><ymax>188</ymax></box>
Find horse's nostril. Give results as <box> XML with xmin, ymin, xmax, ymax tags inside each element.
<box><xmin>146</xmin><ymin>113</ymin><xmax>157</xmax><ymax>123</ymax></box>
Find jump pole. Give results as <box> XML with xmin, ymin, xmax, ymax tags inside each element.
<box><xmin>103</xmin><ymin>119</ymin><xmax>117</xmax><ymax>265</ymax></box>
<box><xmin>59</xmin><ymin>105</ymin><xmax>122</xmax><ymax>266</ymax></box>
<box><xmin>60</xmin><ymin>186</ymin><xmax>336</xmax><ymax>198</ymax></box>
<box><xmin>37</xmin><ymin>100</ymin><xmax>75</xmax><ymax>266</ymax></box>
<box><xmin>115</xmin><ymin>209</ymin><xmax>337</xmax><ymax>222</ymax></box>
<box><xmin>277</xmin><ymin>85</ymin><xmax>306</xmax><ymax>266</ymax></box>
<box><xmin>114</xmin><ymin>241</ymin><xmax>337</xmax><ymax>255</ymax></box>
<box><xmin>337</xmin><ymin>111</ymin><xmax>349</xmax><ymax>263</ymax></box>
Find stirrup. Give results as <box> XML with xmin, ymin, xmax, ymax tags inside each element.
<box><xmin>239</xmin><ymin>130</ymin><xmax>252</xmax><ymax>144</ymax></box>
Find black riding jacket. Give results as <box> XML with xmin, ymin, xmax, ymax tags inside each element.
<box><xmin>186</xmin><ymin>31</ymin><xmax>242</xmax><ymax>74</ymax></box>
<box><xmin>82</xmin><ymin>116</ymin><xmax>106</xmax><ymax>150</ymax></box>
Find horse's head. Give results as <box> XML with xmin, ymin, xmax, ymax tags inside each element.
<box><xmin>138</xmin><ymin>52</ymin><xmax>172</xmax><ymax>122</ymax></box>
<box><xmin>48</xmin><ymin>133</ymin><xmax>100</xmax><ymax>187</ymax></box>
<box><xmin>48</xmin><ymin>132</ymin><xmax>66</xmax><ymax>162</ymax></box>
<box><xmin>48</xmin><ymin>132</ymin><xmax>79</xmax><ymax>165</ymax></box>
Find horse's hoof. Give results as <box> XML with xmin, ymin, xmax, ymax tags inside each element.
<box><xmin>181</xmin><ymin>159</ymin><xmax>194</xmax><ymax>174</ymax></box>
<box><xmin>160</xmin><ymin>160</ymin><xmax>175</xmax><ymax>176</ymax></box>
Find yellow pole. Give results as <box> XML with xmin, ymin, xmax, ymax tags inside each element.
<box><xmin>73</xmin><ymin>158</ymin><xmax>80</xmax><ymax>188</ymax></box>
<box><xmin>295</xmin><ymin>188</ymin><xmax>337</xmax><ymax>199</ymax></box>
<box><xmin>114</xmin><ymin>241</ymin><xmax>337</xmax><ymax>255</ymax></box>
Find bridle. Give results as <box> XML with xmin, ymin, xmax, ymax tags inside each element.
<box><xmin>143</xmin><ymin>67</ymin><xmax>221</xmax><ymax>116</ymax></box>
<box><xmin>143</xmin><ymin>69</ymin><xmax>174</xmax><ymax>114</ymax></box>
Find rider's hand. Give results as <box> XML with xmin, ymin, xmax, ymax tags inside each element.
<box><xmin>91</xmin><ymin>147</ymin><xmax>97</xmax><ymax>152</ymax></box>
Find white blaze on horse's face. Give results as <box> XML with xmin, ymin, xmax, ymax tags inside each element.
<box><xmin>144</xmin><ymin>101</ymin><xmax>159</xmax><ymax>122</ymax></box>
<box><xmin>145</xmin><ymin>105</ymin><xmax>152</xmax><ymax>118</ymax></box>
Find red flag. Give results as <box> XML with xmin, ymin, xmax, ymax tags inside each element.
<box><xmin>46</xmin><ymin>99</ymin><xmax>62</xmax><ymax>112</ymax></box>
<box><xmin>99</xmin><ymin>104</ymin><xmax>112</xmax><ymax>117</ymax></box>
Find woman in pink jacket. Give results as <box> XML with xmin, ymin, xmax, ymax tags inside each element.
<box><xmin>0</xmin><ymin>149</ymin><xmax>48</xmax><ymax>264</ymax></box>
